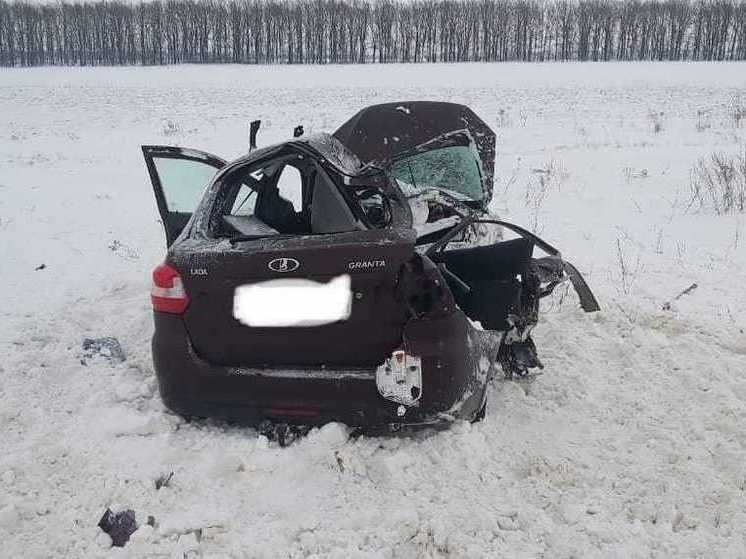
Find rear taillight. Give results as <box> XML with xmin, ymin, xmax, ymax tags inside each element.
<box><xmin>151</xmin><ymin>263</ymin><xmax>189</xmax><ymax>314</ymax></box>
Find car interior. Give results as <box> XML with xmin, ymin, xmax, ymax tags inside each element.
<box><xmin>214</xmin><ymin>154</ymin><xmax>376</xmax><ymax>238</ymax></box>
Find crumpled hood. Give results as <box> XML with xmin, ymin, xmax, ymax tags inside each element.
<box><xmin>333</xmin><ymin>101</ymin><xmax>496</xmax><ymax>202</ymax></box>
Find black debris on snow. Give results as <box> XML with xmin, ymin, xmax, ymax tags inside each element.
<box><xmin>98</xmin><ymin>508</ymin><xmax>138</xmax><ymax>547</ymax></box>
<box><xmin>82</xmin><ymin>337</ymin><xmax>126</xmax><ymax>363</ymax></box>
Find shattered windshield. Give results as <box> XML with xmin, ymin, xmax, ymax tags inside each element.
<box><xmin>388</xmin><ymin>145</ymin><xmax>483</xmax><ymax>202</ymax></box>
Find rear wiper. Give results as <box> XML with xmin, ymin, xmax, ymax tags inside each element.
<box><xmin>228</xmin><ymin>234</ymin><xmax>293</xmax><ymax>244</ymax></box>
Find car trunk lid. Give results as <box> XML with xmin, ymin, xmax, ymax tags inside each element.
<box><xmin>173</xmin><ymin>229</ymin><xmax>415</xmax><ymax>367</ymax></box>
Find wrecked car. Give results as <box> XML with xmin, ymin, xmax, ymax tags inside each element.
<box><xmin>143</xmin><ymin>101</ymin><xmax>598</xmax><ymax>430</ymax></box>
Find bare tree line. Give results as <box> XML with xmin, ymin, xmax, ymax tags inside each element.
<box><xmin>1</xmin><ymin>0</ymin><xmax>745</xmax><ymax>66</ymax></box>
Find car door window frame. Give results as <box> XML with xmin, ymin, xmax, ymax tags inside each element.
<box><xmin>142</xmin><ymin>145</ymin><xmax>226</xmax><ymax>246</ymax></box>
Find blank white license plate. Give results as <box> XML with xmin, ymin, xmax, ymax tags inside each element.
<box><xmin>233</xmin><ymin>275</ymin><xmax>352</xmax><ymax>327</ymax></box>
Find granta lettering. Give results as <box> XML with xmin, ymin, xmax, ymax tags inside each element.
<box><xmin>348</xmin><ymin>259</ymin><xmax>386</xmax><ymax>270</ymax></box>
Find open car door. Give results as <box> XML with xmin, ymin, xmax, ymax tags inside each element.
<box><xmin>142</xmin><ymin>146</ymin><xmax>226</xmax><ymax>246</ymax></box>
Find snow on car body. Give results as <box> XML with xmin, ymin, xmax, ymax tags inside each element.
<box><xmin>143</xmin><ymin>101</ymin><xmax>598</xmax><ymax>430</ymax></box>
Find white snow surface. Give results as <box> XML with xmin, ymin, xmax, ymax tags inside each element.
<box><xmin>1</xmin><ymin>62</ymin><xmax>746</xmax><ymax>558</ymax></box>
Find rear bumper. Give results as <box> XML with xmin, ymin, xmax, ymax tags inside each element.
<box><xmin>152</xmin><ymin>312</ymin><xmax>495</xmax><ymax>429</ymax></box>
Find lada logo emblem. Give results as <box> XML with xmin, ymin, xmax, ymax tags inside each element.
<box><xmin>268</xmin><ymin>257</ymin><xmax>300</xmax><ymax>273</ymax></box>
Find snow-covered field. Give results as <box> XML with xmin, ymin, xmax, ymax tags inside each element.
<box><xmin>1</xmin><ymin>62</ymin><xmax>746</xmax><ymax>558</ymax></box>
